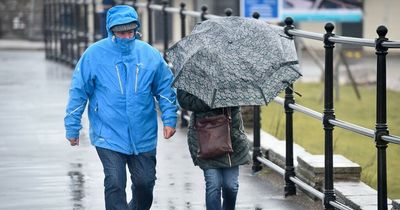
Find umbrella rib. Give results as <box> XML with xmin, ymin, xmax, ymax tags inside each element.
<box><xmin>281</xmin><ymin>61</ymin><xmax>303</xmax><ymax>76</ymax></box>
<box><xmin>280</xmin><ymin>60</ymin><xmax>299</xmax><ymax>66</ymax></box>
<box><xmin>279</xmin><ymin>33</ymin><xmax>293</xmax><ymax>40</ymax></box>
<box><xmin>258</xmin><ymin>86</ymin><xmax>269</xmax><ymax>105</ymax></box>
<box><xmin>172</xmin><ymin>69</ymin><xmax>184</xmax><ymax>86</ymax></box>
<box><xmin>211</xmin><ymin>89</ymin><xmax>217</xmax><ymax>108</ymax></box>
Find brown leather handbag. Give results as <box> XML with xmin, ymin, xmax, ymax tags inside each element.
<box><xmin>195</xmin><ymin>108</ymin><xmax>233</xmax><ymax>159</ymax></box>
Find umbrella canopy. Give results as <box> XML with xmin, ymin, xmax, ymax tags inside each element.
<box><xmin>167</xmin><ymin>16</ymin><xmax>302</xmax><ymax>108</ymax></box>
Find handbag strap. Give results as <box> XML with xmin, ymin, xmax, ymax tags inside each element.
<box><xmin>194</xmin><ymin>107</ymin><xmax>232</xmax><ymax>124</ymax></box>
<box><xmin>223</xmin><ymin>108</ymin><xmax>232</xmax><ymax>124</ymax></box>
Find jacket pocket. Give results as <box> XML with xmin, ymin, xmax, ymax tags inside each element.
<box><xmin>93</xmin><ymin>103</ymin><xmax>104</xmax><ymax>138</ymax></box>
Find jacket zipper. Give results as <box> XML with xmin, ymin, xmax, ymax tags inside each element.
<box><xmin>115</xmin><ymin>65</ymin><xmax>124</xmax><ymax>94</ymax></box>
<box><xmin>134</xmin><ymin>64</ymin><xmax>139</xmax><ymax>93</ymax></box>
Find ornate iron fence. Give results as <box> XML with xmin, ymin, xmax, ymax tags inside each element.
<box><xmin>43</xmin><ymin>1</ymin><xmax>400</xmax><ymax>209</ymax></box>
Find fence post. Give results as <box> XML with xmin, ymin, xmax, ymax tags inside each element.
<box><xmin>200</xmin><ymin>5</ymin><xmax>207</xmax><ymax>21</ymax></box>
<box><xmin>147</xmin><ymin>0</ymin><xmax>153</xmax><ymax>45</ymax></box>
<box><xmin>73</xmin><ymin>0</ymin><xmax>80</xmax><ymax>64</ymax></box>
<box><xmin>283</xmin><ymin>17</ymin><xmax>296</xmax><ymax>197</ymax></box>
<box><xmin>91</xmin><ymin>0</ymin><xmax>97</xmax><ymax>42</ymax></box>
<box><xmin>178</xmin><ymin>2</ymin><xmax>189</xmax><ymax>128</ymax></box>
<box><xmin>60</xmin><ymin>0</ymin><xmax>67</xmax><ymax>63</ymax></box>
<box><xmin>50</xmin><ymin>0</ymin><xmax>56</xmax><ymax>60</ymax></box>
<box><xmin>375</xmin><ymin>25</ymin><xmax>389</xmax><ymax>210</ymax></box>
<box><xmin>70</xmin><ymin>0</ymin><xmax>77</xmax><ymax>66</ymax></box>
<box><xmin>56</xmin><ymin>0</ymin><xmax>61</xmax><ymax>61</ymax></box>
<box><xmin>43</xmin><ymin>0</ymin><xmax>49</xmax><ymax>58</ymax></box>
<box><xmin>66</xmin><ymin>0</ymin><xmax>73</xmax><ymax>65</ymax></box>
<box><xmin>224</xmin><ymin>8</ymin><xmax>232</xmax><ymax>16</ymax></box>
<box><xmin>323</xmin><ymin>22</ymin><xmax>336</xmax><ymax>210</ymax></box>
<box><xmin>251</xmin><ymin>11</ymin><xmax>262</xmax><ymax>173</ymax></box>
<box><xmin>83</xmin><ymin>0</ymin><xmax>89</xmax><ymax>50</ymax></box>
<box><xmin>132</xmin><ymin>0</ymin><xmax>137</xmax><ymax>11</ymax></box>
<box><xmin>52</xmin><ymin>0</ymin><xmax>57</xmax><ymax>60</ymax></box>
<box><xmin>162</xmin><ymin>0</ymin><xmax>168</xmax><ymax>61</ymax></box>
<box><xmin>179</xmin><ymin>2</ymin><xmax>186</xmax><ymax>38</ymax></box>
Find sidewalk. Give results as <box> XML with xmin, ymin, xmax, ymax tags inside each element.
<box><xmin>0</xmin><ymin>47</ymin><xmax>316</xmax><ymax>209</ymax></box>
<box><xmin>0</xmin><ymin>39</ymin><xmax>44</xmax><ymax>51</ymax></box>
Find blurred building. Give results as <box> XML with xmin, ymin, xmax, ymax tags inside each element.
<box><xmin>1</xmin><ymin>0</ymin><xmax>399</xmax><ymax>44</ymax></box>
<box><xmin>0</xmin><ymin>0</ymin><xmax>44</xmax><ymax>40</ymax></box>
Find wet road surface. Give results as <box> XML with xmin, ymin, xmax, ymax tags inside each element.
<box><xmin>0</xmin><ymin>50</ymin><xmax>311</xmax><ymax>210</ymax></box>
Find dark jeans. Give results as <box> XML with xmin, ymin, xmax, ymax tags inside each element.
<box><xmin>203</xmin><ymin>166</ymin><xmax>239</xmax><ymax>210</ymax></box>
<box><xmin>96</xmin><ymin>147</ymin><xmax>157</xmax><ymax>210</ymax></box>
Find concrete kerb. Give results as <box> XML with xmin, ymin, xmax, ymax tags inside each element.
<box><xmin>393</xmin><ymin>200</ymin><xmax>400</xmax><ymax>210</ymax></box>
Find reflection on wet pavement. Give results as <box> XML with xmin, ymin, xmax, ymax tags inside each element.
<box><xmin>68</xmin><ymin>163</ymin><xmax>85</xmax><ymax>209</ymax></box>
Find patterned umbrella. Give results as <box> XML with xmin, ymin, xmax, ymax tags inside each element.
<box><xmin>166</xmin><ymin>16</ymin><xmax>301</xmax><ymax>108</ymax></box>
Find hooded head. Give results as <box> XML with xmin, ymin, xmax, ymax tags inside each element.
<box><xmin>106</xmin><ymin>5</ymin><xmax>141</xmax><ymax>38</ymax></box>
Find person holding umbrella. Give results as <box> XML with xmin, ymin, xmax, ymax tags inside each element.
<box><xmin>168</xmin><ymin>16</ymin><xmax>301</xmax><ymax>210</ymax></box>
<box><xmin>64</xmin><ymin>5</ymin><xmax>177</xmax><ymax>210</ymax></box>
<box><xmin>177</xmin><ymin>89</ymin><xmax>251</xmax><ymax>210</ymax></box>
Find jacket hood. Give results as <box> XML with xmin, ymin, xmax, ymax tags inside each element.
<box><xmin>106</xmin><ymin>5</ymin><xmax>141</xmax><ymax>37</ymax></box>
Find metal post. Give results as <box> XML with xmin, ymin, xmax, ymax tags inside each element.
<box><xmin>375</xmin><ymin>25</ymin><xmax>389</xmax><ymax>210</ymax></box>
<box><xmin>74</xmin><ymin>0</ymin><xmax>82</xmax><ymax>64</ymax></box>
<box><xmin>225</xmin><ymin>8</ymin><xmax>232</xmax><ymax>16</ymax></box>
<box><xmin>132</xmin><ymin>0</ymin><xmax>137</xmax><ymax>11</ymax></box>
<box><xmin>60</xmin><ymin>0</ymin><xmax>67</xmax><ymax>63</ymax></box>
<box><xmin>61</xmin><ymin>0</ymin><xmax>66</xmax><ymax>62</ymax></box>
<box><xmin>67</xmin><ymin>0</ymin><xmax>73</xmax><ymax>65</ymax></box>
<box><xmin>251</xmin><ymin>11</ymin><xmax>262</xmax><ymax>173</ymax></box>
<box><xmin>49</xmin><ymin>0</ymin><xmax>55</xmax><ymax>59</ymax></box>
<box><xmin>91</xmin><ymin>0</ymin><xmax>97</xmax><ymax>42</ymax></box>
<box><xmin>252</xmin><ymin>105</ymin><xmax>262</xmax><ymax>173</ymax></box>
<box><xmin>43</xmin><ymin>0</ymin><xmax>49</xmax><ymax>58</ymax></box>
<box><xmin>200</xmin><ymin>5</ymin><xmax>207</xmax><ymax>21</ymax></box>
<box><xmin>83</xmin><ymin>0</ymin><xmax>89</xmax><ymax>50</ymax></box>
<box><xmin>283</xmin><ymin>17</ymin><xmax>296</xmax><ymax>197</ymax></box>
<box><xmin>178</xmin><ymin>2</ymin><xmax>189</xmax><ymax>128</ymax></box>
<box><xmin>179</xmin><ymin>2</ymin><xmax>186</xmax><ymax>39</ymax></box>
<box><xmin>147</xmin><ymin>0</ymin><xmax>153</xmax><ymax>45</ymax></box>
<box><xmin>55</xmin><ymin>0</ymin><xmax>61</xmax><ymax>61</ymax></box>
<box><xmin>323</xmin><ymin>22</ymin><xmax>336</xmax><ymax>210</ymax></box>
<box><xmin>252</xmin><ymin>11</ymin><xmax>260</xmax><ymax>19</ymax></box>
<box><xmin>162</xmin><ymin>0</ymin><xmax>168</xmax><ymax>61</ymax></box>
<box><xmin>70</xmin><ymin>0</ymin><xmax>76</xmax><ymax>66</ymax></box>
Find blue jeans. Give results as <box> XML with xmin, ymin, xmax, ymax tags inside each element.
<box><xmin>203</xmin><ymin>166</ymin><xmax>239</xmax><ymax>210</ymax></box>
<box><xmin>96</xmin><ymin>147</ymin><xmax>156</xmax><ymax>210</ymax></box>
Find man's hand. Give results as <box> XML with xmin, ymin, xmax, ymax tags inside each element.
<box><xmin>68</xmin><ymin>138</ymin><xmax>80</xmax><ymax>146</ymax></box>
<box><xmin>163</xmin><ymin>126</ymin><xmax>176</xmax><ymax>139</ymax></box>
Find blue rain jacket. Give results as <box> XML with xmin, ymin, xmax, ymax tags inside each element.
<box><xmin>64</xmin><ymin>5</ymin><xmax>177</xmax><ymax>155</ymax></box>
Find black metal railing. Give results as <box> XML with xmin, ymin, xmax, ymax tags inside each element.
<box><xmin>43</xmin><ymin>0</ymin><xmax>90</xmax><ymax>67</ymax></box>
<box><xmin>43</xmin><ymin>1</ymin><xmax>400</xmax><ymax>210</ymax></box>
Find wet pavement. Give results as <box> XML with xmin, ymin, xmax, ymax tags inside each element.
<box><xmin>0</xmin><ymin>48</ymin><xmax>313</xmax><ymax>209</ymax></box>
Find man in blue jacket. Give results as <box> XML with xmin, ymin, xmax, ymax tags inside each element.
<box><xmin>64</xmin><ymin>5</ymin><xmax>177</xmax><ymax>210</ymax></box>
